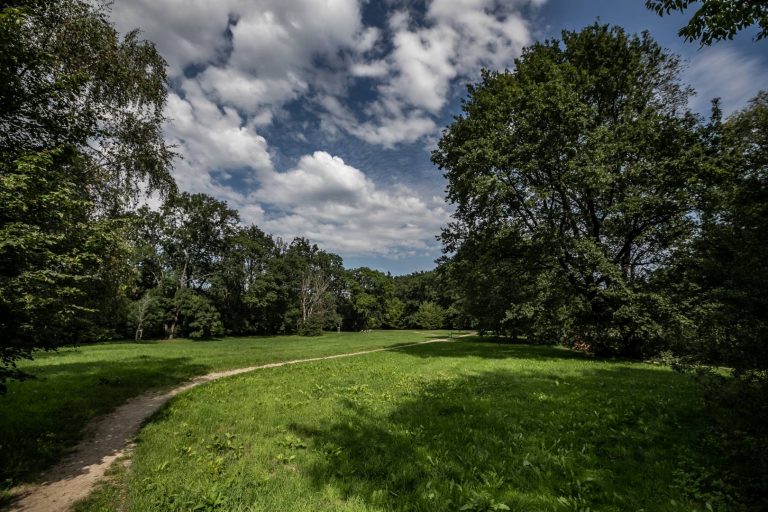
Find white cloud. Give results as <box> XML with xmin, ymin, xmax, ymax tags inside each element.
<box><xmin>385</xmin><ymin>20</ymin><xmax>458</xmax><ymax>112</ymax></box>
<box><xmin>685</xmin><ymin>47</ymin><xmax>768</xmax><ymax>116</ymax></box>
<box><xmin>350</xmin><ymin>60</ymin><xmax>389</xmax><ymax>78</ymax></box>
<box><xmin>109</xmin><ymin>0</ymin><xmax>540</xmax><ymax>260</ymax></box>
<box><xmin>115</xmin><ymin>0</ymin><xmax>364</xmax><ymax>121</ymax></box>
<box><xmin>258</xmin><ymin>152</ymin><xmax>374</xmax><ymax>206</ymax></box>
<box><xmin>319</xmin><ymin>0</ymin><xmax>536</xmax><ymax>146</ymax></box>
<box><xmin>197</xmin><ymin>66</ymin><xmax>307</xmax><ymax>116</ymax></box>
<box><xmin>111</xmin><ymin>0</ymin><xmax>236</xmax><ymax>76</ymax></box>
<box><xmin>114</xmin><ymin>0</ymin><xmax>540</xmax><ymax>149</ymax></box>
<box><xmin>228</xmin><ymin>0</ymin><xmax>361</xmax><ymax>76</ymax></box>
<box><xmin>348</xmin><ymin>112</ymin><xmax>438</xmax><ymax>148</ymax></box>
<box><xmin>251</xmin><ymin>152</ymin><xmax>449</xmax><ymax>256</ymax></box>
<box><xmin>164</xmin><ymin>88</ymin><xmax>449</xmax><ymax>255</ymax></box>
<box><xmin>162</xmin><ymin>79</ymin><xmax>273</xmax><ymax>210</ymax></box>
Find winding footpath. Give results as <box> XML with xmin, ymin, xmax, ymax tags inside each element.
<box><xmin>8</xmin><ymin>336</ymin><xmax>461</xmax><ymax>512</ymax></box>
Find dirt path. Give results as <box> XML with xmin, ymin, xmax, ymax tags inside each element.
<box><xmin>7</xmin><ymin>336</ymin><xmax>459</xmax><ymax>512</ymax></box>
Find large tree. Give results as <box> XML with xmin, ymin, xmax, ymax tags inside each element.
<box><xmin>130</xmin><ymin>193</ymin><xmax>238</xmax><ymax>339</ymax></box>
<box><xmin>0</xmin><ymin>0</ymin><xmax>174</xmax><ymax>389</ymax></box>
<box><xmin>209</xmin><ymin>225</ymin><xmax>284</xmax><ymax>335</ymax></box>
<box><xmin>433</xmin><ymin>24</ymin><xmax>705</xmax><ymax>356</ymax></box>
<box><xmin>280</xmin><ymin>238</ymin><xmax>345</xmax><ymax>335</ymax></box>
<box><xmin>343</xmin><ymin>268</ymin><xmax>399</xmax><ymax>330</ymax></box>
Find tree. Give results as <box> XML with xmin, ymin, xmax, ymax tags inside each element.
<box><xmin>130</xmin><ymin>193</ymin><xmax>239</xmax><ymax>338</ymax></box>
<box><xmin>645</xmin><ymin>0</ymin><xmax>768</xmax><ymax>44</ymax></box>
<box><xmin>209</xmin><ymin>225</ymin><xmax>283</xmax><ymax>335</ymax></box>
<box><xmin>130</xmin><ymin>291</ymin><xmax>156</xmax><ymax>341</ymax></box>
<box><xmin>158</xmin><ymin>193</ymin><xmax>239</xmax><ymax>293</ymax></box>
<box><xmin>344</xmin><ymin>268</ymin><xmax>398</xmax><ymax>330</ymax></box>
<box><xmin>668</xmin><ymin>92</ymin><xmax>768</xmax><ymax>372</ymax></box>
<box><xmin>0</xmin><ymin>0</ymin><xmax>174</xmax><ymax>390</ymax></box>
<box><xmin>433</xmin><ymin>24</ymin><xmax>705</xmax><ymax>356</ymax></box>
<box><xmin>412</xmin><ymin>302</ymin><xmax>446</xmax><ymax>330</ymax></box>
<box><xmin>281</xmin><ymin>238</ymin><xmax>344</xmax><ymax>335</ymax></box>
<box><xmin>172</xmin><ymin>288</ymin><xmax>224</xmax><ymax>339</ymax></box>
<box><xmin>393</xmin><ymin>271</ymin><xmax>440</xmax><ymax>327</ymax></box>
<box><xmin>298</xmin><ymin>267</ymin><xmax>333</xmax><ymax>336</ymax></box>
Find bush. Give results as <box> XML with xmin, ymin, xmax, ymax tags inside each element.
<box><xmin>412</xmin><ymin>302</ymin><xmax>446</xmax><ymax>329</ymax></box>
<box><xmin>175</xmin><ymin>289</ymin><xmax>224</xmax><ymax>339</ymax></box>
<box><xmin>297</xmin><ymin>316</ymin><xmax>324</xmax><ymax>336</ymax></box>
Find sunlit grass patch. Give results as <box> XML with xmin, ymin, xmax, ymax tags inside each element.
<box><xmin>76</xmin><ymin>342</ymin><xmax>716</xmax><ymax>511</ymax></box>
<box><xmin>0</xmin><ymin>330</ymin><xmax>452</xmax><ymax>487</ymax></box>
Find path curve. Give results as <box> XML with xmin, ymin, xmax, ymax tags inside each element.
<box><xmin>7</xmin><ymin>336</ymin><xmax>459</xmax><ymax>512</ymax></box>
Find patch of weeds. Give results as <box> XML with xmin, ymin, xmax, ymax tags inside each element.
<box><xmin>207</xmin><ymin>432</ymin><xmax>242</xmax><ymax>455</ymax></box>
<box><xmin>459</xmin><ymin>491</ymin><xmax>510</xmax><ymax>511</ymax></box>
<box><xmin>277</xmin><ymin>434</ymin><xmax>307</xmax><ymax>450</ymax></box>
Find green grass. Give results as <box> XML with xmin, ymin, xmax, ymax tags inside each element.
<box><xmin>0</xmin><ymin>330</ymin><xmax>459</xmax><ymax>488</ymax></box>
<box><xmin>72</xmin><ymin>340</ymin><xmax>722</xmax><ymax>512</ymax></box>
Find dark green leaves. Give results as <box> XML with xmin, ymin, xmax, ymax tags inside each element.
<box><xmin>645</xmin><ymin>0</ymin><xmax>768</xmax><ymax>44</ymax></box>
<box><xmin>434</xmin><ymin>24</ymin><xmax>706</xmax><ymax>355</ymax></box>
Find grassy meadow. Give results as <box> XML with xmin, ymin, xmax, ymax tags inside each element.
<box><xmin>0</xmin><ymin>330</ymin><xmax>458</xmax><ymax>489</ymax></box>
<box><xmin>53</xmin><ymin>337</ymin><xmax>731</xmax><ymax>512</ymax></box>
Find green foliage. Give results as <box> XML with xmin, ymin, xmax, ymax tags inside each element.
<box><xmin>209</xmin><ymin>225</ymin><xmax>284</xmax><ymax>334</ymax></box>
<box><xmin>286</xmin><ymin>238</ymin><xmax>345</xmax><ymax>334</ymax></box>
<box><xmin>0</xmin><ymin>150</ymin><xmax>127</xmax><ymax>390</ymax></box>
<box><xmin>433</xmin><ymin>24</ymin><xmax>705</xmax><ymax>357</ymax></box>
<box><xmin>297</xmin><ymin>316</ymin><xmax>324</xmax><ymax>337</ymax></box>
<box><xmin>0</xmin><ymin>0</ymin><xmax>174</xmax><ymax>390</ymax></box>
<box><xmin>412</xmin><ymin>301</ymin><xmax>446</xmax><ymax>329</ymax></box>
<box><xmin>127</xmin><ymin>193</ymin><xmax>238</xmax><ymax>338</ymax></box>
<box><xmin>344</xmin><ymin>267</ymin><xmax>398</xmax><ymax>330</ymax></box>
<box><xmin>664</xmin><ymin>92</ymin><xmax>768</xmax><ymax>372</ymax></box>
<box><xmin>646</xmin><ymin>0</ymin><xmax>768</xmax><ymax>44</ymax></box>
<box><xmin>173</xmin><ymin>289</ymin><xmax>224</xmax><ymax>339</ymax></box>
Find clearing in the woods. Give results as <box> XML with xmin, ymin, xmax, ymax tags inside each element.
<box><xmin>1</xmin><ymin>333</ymin><xmax>723</xmax><ymax>511</ymax></box>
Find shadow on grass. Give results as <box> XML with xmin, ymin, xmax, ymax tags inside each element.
<box><xmin>395</xmin><ymin>338</ymin><xmax>589</xmax><ymax>362</ymax></box>
<box><xmin>0</xmin><ymin>357</ymin><xmax>207</xmax><ymax>487</ymax></box>
<box><xmin>293</xmin><ymin>366</ymin><xmax>712</xmax><ymax>511</ymax></box>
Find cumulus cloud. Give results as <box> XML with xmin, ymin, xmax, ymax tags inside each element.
<box><xmin>115</xmin><ymin>0</ymin><xmax>539</xmax><ymax>150</ymax></box>
<box><xmin>318</xmin><ymin>0</ymin><xmax>535</xmax><ymax>145</ymax></box>
<box><xmin>111</xmin><ymin>0</ymin><xmax>234</xmax><ymax>74</ymax></box>
<box><xmin>164</xmin><ymin>86</ymin><xmax>448</xmax><ymax>256</ymax></box>
<box><xmin>165</xmin><ymin>80</ymin><xmax>272</xmax><ymax>171</ymax></box>
<box><xmin>253</xmin><ymin>152</ymin><xmax>449</xmax><ymax>256</ymax></box>
<box><xmin>110</xmin><ymin>0</ymin><xmax>541</xmax><ymax>260</ymax></box>
<box><xmin>685</xmin><ymin>47</ymin><xmax>768</xmax><ymax>116</ymax></box>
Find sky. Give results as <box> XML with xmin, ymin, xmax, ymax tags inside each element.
<box><xmin>110</xmin><ymin>0</ymin><xmax>768</xmax><ymax>275</ymax></box>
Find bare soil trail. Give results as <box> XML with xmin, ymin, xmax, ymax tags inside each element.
<box><xmin>7</xmin><ymin>336</ymin><xmax>464</xmax><ymax>512</ymax></box>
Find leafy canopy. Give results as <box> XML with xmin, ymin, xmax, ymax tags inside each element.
<box><xmin>433</xmin><ymin>23</ymin><xmax>705</xmax><ymax>356</ymax></box>
<box><xmin>0</xmin><ymin>0</ymin><xmax>174</xmax><ymax>390</ymax></box>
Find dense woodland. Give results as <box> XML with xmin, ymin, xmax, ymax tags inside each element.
<box><xmin>1</xmin><ymin>0</ymin><xmax>766</xmax><ymax>388</ymax></box>
<box><xmin>118</xmin><ymin>193</ymin><xmax>459</xmax><ymax>340</ymax></box>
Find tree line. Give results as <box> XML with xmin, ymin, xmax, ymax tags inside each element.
<box><xmin>117</xmin><ymin>192</ymin><xmax>460</xmax><ymax>341</ymax></box>
<box><xmin>2</xmin><ymin>0</ymin><xmax>766</xmax><ymax>391</ymax></box>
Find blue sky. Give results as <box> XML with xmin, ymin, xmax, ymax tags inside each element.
<box><xmin>112</xmin><ymin>0</ymin><xmax>767</xmax><ymax>275</ymax></box>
